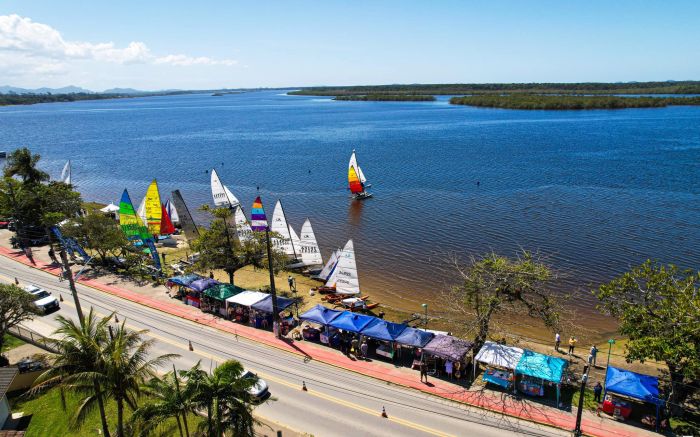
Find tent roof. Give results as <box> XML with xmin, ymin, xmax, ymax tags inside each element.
<box><xmin>100</xmin><ymin>202</ymin><xmax>120</xmax><ymax>213</ymax></box>
<box><xmin>360</xmin><ymin>319</ymin><xmax>407</xmax><ymax>342</ymax></box>
<box><xmin>605</xmin><ymin>366</ymin><xmax>662</xmax><ymax>404</ymax></box>
<box><xmin>251</xmin><ymin>295</ymin><xmax>295</xmax><ymax>313</ymax></box>
<box><xmin>394</xmin><ymin>327</ymin><xmax>435</xmax><ymax>348</ymax></box>
<box><xmin>423</xmin><ymin>335</ymin><xmax>474</xmax><ymax>362</ymax></box>
<box><xmin>474</xmin><ymin>341</ymin><xmax>524</xmax><ymax>370</ymax></box>
<box><xmin>203</xmin><ymin>284</ymin><xmax>245</xmax><ymax>301</ymax></box>
<box><xmin>299</xmin><ymin>304</ymin><xmax>342</xmax><ymax>325</ymax></box>
<box><xmin>168</xmin><ymin>274</ymin><xmax>202</xmax><ymax>287</ymax></box>
<box><xmin>225</xmin><ymin>290</ymin><xmax>268</xmax><ymax>307</ymax></box>
<box><xmin>515</xmin><ymin>350</ymin><xmax>568</xmax><ymax>383</ymax></box>
<box><xmin>188</xmin><ymin>278</ymin><xmax>220</xmax><ymax>292</ymax></box>
<box><xmin>328</xmin><ymin>312</ymin><xmax>374</xmax><ymax>333</ymax></box>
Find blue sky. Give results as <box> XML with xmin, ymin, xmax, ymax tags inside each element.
<box><xmin>1</xmin><ymin>1</ymin><xmax>699</xmax><ymax>90</ymax></box>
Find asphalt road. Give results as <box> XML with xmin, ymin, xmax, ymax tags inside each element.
<box><xmin>1</xmin><ymin>256</ymin><xmax>568</xmax><ymax>437</ymax></box>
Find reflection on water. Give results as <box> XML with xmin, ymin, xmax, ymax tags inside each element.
<box><xmin>348</xmin><ymin>198</ymin><xmax>364</xmax><ymax>229</ymax></box>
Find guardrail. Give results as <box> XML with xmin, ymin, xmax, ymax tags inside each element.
<box><xmin>8</xmin><ymin>325</ymin><xmax>58</xmax><ymax>353</ymax></box>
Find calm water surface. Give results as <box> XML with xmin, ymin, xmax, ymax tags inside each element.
<box><xmin>2</xmin><ymin>91</ymin><xmax>699</xmax><ymax>325</ymax></box>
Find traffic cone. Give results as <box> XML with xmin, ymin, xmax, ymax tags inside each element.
<box><xmin>188</xmin><ymin>340</ymin><xmax>193</xmax><ymax>351</ymax></box>
<box><xmin>381</xmin><ymin>407</ymin><xmax>388</xmax><ymax>418</ymax></box>
<box><xmin>302</xmin><ymin>381</ymin><xmax>307</xmax><ymax>391</ymax></box>
<box><xmin>59</xmin><ymin>294</ymin><xmax>64</xmax><ymax>302</ymax></box>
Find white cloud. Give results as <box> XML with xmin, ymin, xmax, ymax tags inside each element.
<box><xmin>0</xmin><ymin>14</ymin><xmax>235</xmax><ymax>67</ymax></box>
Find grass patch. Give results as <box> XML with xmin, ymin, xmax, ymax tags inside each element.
<box><xmin>3</xmin><ymin>334</ymin><xmax>27</xmax><ymax>353</ymax></box>
<box><xmin>10</xmin><ymin>387</ymin><xmax>202</xmax><ymax>437</ymax></box>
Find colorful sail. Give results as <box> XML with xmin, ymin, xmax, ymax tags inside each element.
<box><xmin>325</xmin><ymin>239</ymin><xmax>360</xmax><ymax>295</ymax></box>
<box><xmin>61</xmin><ymin>160</ymin><xmax>71</xmax><ymax>185</ymax></box>
<box><xmin>165</xmin><ymin>199</ymin><xmax>179</xmax><ymax>224</ymax></box>
<box><xmin>144</xmin><ymin>180</ymin><xmax>162</xmax><ymax>236</ymax></box>
<box><xmin>211</xmin><ymin>169</ymin><xmax>240</xmax><ymax>208</ymax></box>
<box><xmin>348</xmin><ymin>151</ymin><xmax>364</xmax><ymax>194</ymax></box>
<box><xmin>314</xmin><ymin>249</ymin><xmax>339</xmax><ymax>280</ymax></box>
<box><xmin>119</xmin><ymin>189</ymin><xmax>151</xmax><ymax>240</ymax></box>
<box><xmin>299</xmin><ymin>219</ymin><xmax>323</xmax><ymax>266</ymax></box>
<box><xmin>271</xmin><ymin>200</ymin><xmax>299</xmax><ymax>258</ymax></box>
<box><xmin>160</xmin><ymin>203</ymin><xmax>176</xmax><ymax>235</ymax></box>
<box><xmin>250</xmin><ymin>196</ymin><xmax>268</xmax><ymax>232</ymax></box>
<box><xmin>234</xmin><ymin>206</ymin><xmax>253</xmax><ymax>242</ymax></box>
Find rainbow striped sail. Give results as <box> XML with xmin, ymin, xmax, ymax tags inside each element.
<box><xmin>348</xmin><ymin>151</ymin><xmax>364</xmax><ymax>194</ymax></box>
<box><xmin>250</xmin><ymin>196</ymin><xmax>268</xmax><ymax>231</ymax></box>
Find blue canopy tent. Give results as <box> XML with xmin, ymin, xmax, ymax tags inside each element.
<box><xmin>188</xmin><ymin>278</ymin><xmax>220</xmax><ymax>292</ymax></box>
<box><xmin>515</xmin><ymin>350</ymin><xmax>568</xmax><ymax>405</ymax></box>
<box><xmin>167</xmin><ymin>274</ymin><xmax>201</xmax><ymax>287</ymax></box>
<box><xmin>299</xmin><ymin>304</ymin><xmax>342</xmax><ymax>325</ymax></box>
<box><xmin>329</xmin><ymin>312</ymin><xmax>374</xmax><ymax>333</ymax></box>
<box><xmin>251</xmin><ymin>295</ymin><xmax>295</xmax><ymax>314</ymax></box>
<box><xmin>360</xmin><ymin>319</ymin><xmax>407</xmax><ymax>341</ymax></box>
<box><xmin>394</xmin><ymin>327</ymin><xmax>434</xmax><ymax>348</ymax></box>
<box><xmin>604</xmin><ymin>366</ymin><xmax>663</xmax><ymax>429</ymax></box>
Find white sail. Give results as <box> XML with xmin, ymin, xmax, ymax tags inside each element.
<box><xmin>211</xmin><ymin>169</ymin><xmax>240</xmax><ymax>208</ymax></box>
<box><xmin>313</xmin><ymin>249</ymin><xmax>338</xmax><ymax>279</ymax></box>
<box><xmin>357</xmin><ymin>165</ymin><xmax>367</xmax><ymax>184</ymax></box>
<box><xmin>137</xmin><ymin>196</ymin><xmax>147</xmax><ymax>225</ymax></box>
<box><xmin>165</xmin><ymin>199</ymin><xmax>180</xmax><ymax>224</ymax></box>
<box><xmin>270</xmin><ymin>200</ymin><xmax>298</xmax><ymax>258</ymax></box>
<box><xmin>61</xmin><ymin>160</ymin><xmax>71</xmax><ymax>185</ymax></box>
<box><xmin>299</xmin><ymin>219</ymin><xmax>323</xmax><ymax>266</ymax></box>
<box><xmin>234</xmin><ymin>206</ymin><xmax>253</xmax><ymax>242</ymax></box>
<box><xmin>326</xmin><ymin>239</ymin><xmax>360</xmax><ymax>295</ymax></box>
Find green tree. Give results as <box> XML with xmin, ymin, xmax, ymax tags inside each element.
<box><xmin>192</xmin><ymin>206</ymin><xmax>287</xmax><ymax>284</ymax></box>
<box><xmin>3</xmin><ymin>147</ymin><xmax>49</xmax><ymax>184</ymax></box>
<box><xmin>131</xmin><ymin>369</ymin><xmax>193</xmax><ymax>437</ymax></box>
<box><xmin>442</xmin><ymin>252</ymin><xmax>563</xmax><ymax>350</ymax></box>
<box><xmin>101</xmin><ymin>322</ymin><xmax>178</xmax><ymax>437</ymax></box>
<box><xmin>32</xmin><ymin>310</ymin><xmax>113</xmax><ymax>437</ymax></box>
<box><xmin>0</xmin><ymin>284</ymin><xmax>37</xmax><ymax>360</ymax></box>
<box><xmin>63</xmin><ymin>214</ymin><xmax>130</xmax><ymax>265</ymax></box>
<box><xmin>595</xmin><ymin>260</ymin><xmax>700</xmax><ymax>409</ymax></box>
<box><xmin>184</xmin><ymin>360</ymin><xmax>259</xmax><ymax>437</ymax></box>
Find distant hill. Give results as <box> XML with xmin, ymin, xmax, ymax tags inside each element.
<box><xmin>102</xmin><ymin>88</ymin><xmax>147</xmax><ymax>95</ymax></box>
<box><xmin>0</xmin><ymin>85</ymin><xmax>93</xmax><ymax>94</ymax></box>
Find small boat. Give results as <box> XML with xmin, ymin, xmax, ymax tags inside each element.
<box><xmin>336</xmin><ymin>297</ymin><xmax>379</xmax><ymax>312</ymax></box>
<box><xmin>137</xmin><ymin>180</ymin><xmax>163</xmax><ymax>237</ymax></box>
<box><xmin>324</xmin><ymin>239</ymin><xmax>361</xmax><ymax>296</ymax></box>
<box><xmin>61</xmin><ymin>160</ymin><xmax>71</xmax><ymax>185</ymax></box>
<box><xmin>0</xmin><ymin>151</ymin><xmax>6</xmax><ymax>159</ymax></box>
<box><xmin>311</xmin><ymin>249</ymin><xmax>339</xmax><ymax>281</ymax></box>
<box><xmin>211</xmin><ymin>168</ymin><xmax>240</xmax><ymax>209</ymax></box>
<box><xmin>348</xmin><ymin>150</ymin><xmax>372</xmax><ymax>200</ymax></box>
<box><xmin>271</xmin><ymin>200</ymin><xmax>301</xmax><ymax>261</ymax></box>
<box><xmin>233</xmin><ymin>205</ymin><xmax>253</xmax><ymax>242</ymax></box>
<box><xmin>287</xmin><ymin>218</ymin><xmax>323</xmax><ymax>269</ymax></box>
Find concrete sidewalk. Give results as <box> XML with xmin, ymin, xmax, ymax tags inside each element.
<box><xmin>0</xmin><ymin>245</ymin><xmax>657</xmax><ymax>437</ymax></box>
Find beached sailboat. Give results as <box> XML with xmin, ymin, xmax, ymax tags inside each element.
<box><xmin>234</xmin><ymin>205</ymin><xmax>253</xmax><ymax>242</ymax></box>
<box><xmin>250</xmin><ymin>196</ymin><xmax>268</xmax><ymax>232</ymax></box>
<box><xmin>348</xmin><ymin>150</ymin><xmax>372</xmax><ymax>199</ymax></box>
<box><xmin>61</xmin><ymin>160</ymin><xmax>71</xmax><ymax>185</ymax></box>
<box><xmin>119</xmin><ymin>189</ymin><xmax>151</xmax><ymax>241</ymax></box>
<box><xmin>271</xmin><ymin>200</ymin><xmax>301</xmax><ymax>259</ymax></box>
<box><xmin>143</xmin><ymin>180</ymin><xmax>163</xmax><ymax>236</ymax></box>
<box><xmin>311</xmin><ymin>249</ymin><xmax>339</xmax><ymax>280</ymax></box>
<box><xmin>160</xmin><ymin>203</ymin><xmax>176</xmax><ymax>235</ymax></box>
<box><xmin>211</xmin><ymin>168</ymin><xmax>240</xmax><ymax>208</ymax></box>
<box><xmin>165</xmin><ymin>199</ymin><xmax>180</xmax><ymax>225</ymax></box>
<box><xmin>288</xmin><ymin>218</ymin><xmax>323</xmax><ymax>269</ymax></box>
<box><xmin>324</xmin><ymin>239</ymin><xmax>361</xmax><ymax>295</ymax></box>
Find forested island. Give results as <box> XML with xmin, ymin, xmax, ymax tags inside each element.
<box><xmin>334</xmin><ymin>94</ymin><xmax>435</xmax><ymax>101</ymax></box>
<box><xmin>449</xmin><ymin>94</ymin><xmax>700</xmax><ymax>110</ymax></box>
<box><xmin>0</xmin><ymin>92</ymin><xmax>129</xmax><ymax>106</ymax></box>
<box><xmin>289</xmin><ymin>81</ymin><xmax>700</xmax><ymax>96</ymax></box>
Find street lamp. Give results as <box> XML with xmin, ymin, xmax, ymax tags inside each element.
<box><xmin>421</xmin><ymin>303</ymin><xmax>428</xmax><ymax>331</ymax></box>
<box><xmin>604</xmin><ymin>338</ymin><xmax>615</xmax><ymax>386</ymax></box>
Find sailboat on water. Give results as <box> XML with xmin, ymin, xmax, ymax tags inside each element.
<box><xmin>60</xmin><ymin>160</ymin><xmax>71</xmax><ymax>185</ymax></box>
<box><xmin>288</xmin><ymin>218</ymin><xmax>323</xmax><ymax>269</ymax></box>
<box><xmin>348</xmin><ymin>150</ymin><xmax>372</xmax><ymax>200</ymax></box>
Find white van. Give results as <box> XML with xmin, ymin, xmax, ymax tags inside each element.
<box><xmin>24</xmin><ymin>284</ymin><xmax>60</xmax><ymax>314</ymax></box>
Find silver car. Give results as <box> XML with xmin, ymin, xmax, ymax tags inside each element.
<box><xmin>242</xmin><ymin>370</ymin><xmax>268</xmax><ymax>401</ymax></box>
<box><xmin>24</xmin><ymin>284</ymin><xmax>60</xmax><ymax>314</ymax></box>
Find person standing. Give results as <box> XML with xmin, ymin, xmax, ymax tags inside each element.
<box><xmin>445</xmin><ymin>360</ymin><xmax>454</xmax><ymax>379</ymax></box>
<box><xmin>420</xmin><ymin>361</ymin><xmax>428</xmax><ymax>383</ymax></box>
<box><xmin>589</xmin><ymin>345</ymin><xmax>598</xmax><ymax>367</ymax></box>
<box><xmin>555</xmin><ymin>332</ymin><xmax>561</xmax><ymax>352</ymax></box>
<box><xmin>568</xmin><ymin>336</ymin><xmax>577</xmax><ymax>355</ymax></box>
<box><xmin>48</xmin><ymin>247</ymin><xmax>58</xmax><ymax>264</ymax></box>
<box><xmin>594</xmin><ymin>382</ymin><xmax>603</xmax><ymax>403</ymax></box>
<box><xmin>350</xmin><ymin>337</ymin><xmax>359</xmax><ymax>357</ymax></box>
<box><xmin>360</xmin><ymin>340</ymin><xmax>368</xmax><ymax>360</ymax></box>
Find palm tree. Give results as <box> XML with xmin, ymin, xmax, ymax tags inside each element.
<box><xmin>3</xmin><ymin>147</ymin><xmax>49</xmax><ymax>184</ymax></box>
<box><xmin>131</xmin><ymin>367</ymin><xmax>193</xmax><ymax>437</ymax></box>
<box><xmin>101</xmin><ymin>321</ymin><xmax>178</xmax><ymax>437</ymax></box>
<box><xmin>31</xmin><ymin>309</ymin><xmax>112</xmax><ymax>437</ymax></box>
<box><xmin>185</xmin><ymin>360</ymin><xmax>259</xmax><ymax>437</ymax></box>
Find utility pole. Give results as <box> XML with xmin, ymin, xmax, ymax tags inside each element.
<box><xmin>59</xmin><ymin>248</ymin><xmax>84</xmax><ymax>323</ymax></box>
<box><xmin>573</xmin><ymin>365</ymin><xmax>589</xmax><ymax>437</ymax></box>
<box><xmin>265</xmin><ymin>226</ymin><xmax>280</xmax><ymax>338</ymax></box>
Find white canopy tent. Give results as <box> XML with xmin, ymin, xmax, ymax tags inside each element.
<box><xmin>473</xmin><ymin>341</ymin><xmax>524</xmax><ymax>380</ymax></box>
<box><xmin>225</xmin><ymin>290</ymin><xmax>268</xmax><ymax>309</ymax></box>
<box><xmin>100</xmin><ymin>203</ymin><xmax>120</xmax><ymax>213</ymax></box>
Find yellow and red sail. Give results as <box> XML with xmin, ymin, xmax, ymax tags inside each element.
<box><xmin>144</xmin><ymin>179</ymin><xmax>162</xmax><ymax>236</ymax></box>
<box><xmin>348</xmin><ymin>151</ymin><xmax>364</xmax><ymax>194</ymax></box>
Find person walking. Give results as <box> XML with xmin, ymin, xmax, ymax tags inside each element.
<box><xmin>568</xmin><ymin>336</ymin><xmax>577</xmax><ymax>355</ymax></box>
<box><xmin>594</xmin><ymin>382</ymin><xmax>603</xmax><ymax>403</ymax></box>
<box><xmin>555</xmin><ymin>332</ymin><xmax>561</xmax><ymax>352</ymax></box>
<box><xmin>350</xmin><ymin>337</ymin><xmax>359</xmax><ymax>357</ymax></box>
<box><xmin>288</xmin><ymin>275</ymin><xmax>296</xmax><ymax>292</ymax></box>
<box><xmin>445</xmin><ymin>360</ymin><xmax>454</xmax><ymax>380</ymax></box>
<box><xmin>48</xmin><ymin>248</ymin><xmax>58</xmax><ymax>264</ymax></box>
<box><xmin>589</xmin><ymin>345</ymin><xmax>598</xmax><ymax>367</ymax></box>
<box><xmin>420</xmin><ymin>361</ymin><xmax>428</xmax><ymax>383</ymax></box>
<box><xmin>359</xmin><ymin>340</ymin><xmax>368</xmax><ymax>360</ymax></box>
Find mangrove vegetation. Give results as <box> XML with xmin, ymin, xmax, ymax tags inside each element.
<box><xmin>448</xmin><ymin>94</ymin><xmax>700</xmax><ymax>110</ymax></box>
<box><xmin>333</xmin><ymin>94</ymin><xmax>435</xmax><ymax>101</ymax></box>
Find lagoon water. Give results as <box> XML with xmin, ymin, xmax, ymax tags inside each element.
<box><xmin>2</xmin><ymin>91</ymin><xmax>699</xmax><ymax>329</ymax></box>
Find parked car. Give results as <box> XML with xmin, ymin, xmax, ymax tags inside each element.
<box><xmin>24</xmin><ymin>284</ymin><xmax>60</xmax><ymax>314</ymax></box>
<box><xmin>242</xmin><ymin>370</ymin><xmax>268</xmax><ymax>401</ymax></box>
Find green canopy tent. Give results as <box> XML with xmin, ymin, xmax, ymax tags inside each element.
<box><xmin>203</xmin><ymin>284</ymin><xmax>245</xmax><ymax>316</ymax></box>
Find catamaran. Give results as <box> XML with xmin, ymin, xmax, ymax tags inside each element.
<box><xmin>164</xmin><ymin>199</ymin><xmax>180</xmax><ymax>225</ymax></box>
<box><xmin>270</xmin><ymin>200</ymin><xmax>301</xmax><ymax>261</ymax></box>
<box><xmin>61</xmin><ymin>160</ymin><xmax>71</xmax><ymax>185</ymax></box>
<box><xmin>310</xmin><ymin>248</ymin><xmax>339</xmax><ymax>280</ymax></box>
<box><xmin>348</xmin><ymin>150</ymin><xmax>372</xmax><ymax>200</ymax></box>
<box><xmin>233</xmin><ymin>205</ymin><xmax>253</xmax><ymax>242</ymax></box>
<box><xmin>211</xmin><ymin>168</ymin><xmax>240</xmax><ymax>208</ymax></box>
<box><xmin>136</xmin><ymin>180</ymin><xmax>163</xmax><ymax>238</ymax></box>
<box><xmin>288</xmin><ymin>218</ymin><xmax>323</xmax><ymax>269</ymax></box>
<box><xmin>323</xmin><ymin>239</ymin><xmax>361</xmax><ymax>296</ymax></box>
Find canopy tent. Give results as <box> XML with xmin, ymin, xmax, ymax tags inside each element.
<box><xmin>394</xmin><ymin>327</ymin><xmax>435</xmax><ymax>348</ymax></box>
<box><xmin>188</xmin><ymin>278</ymin><xmax>220</xmax><ymax>292</ymax></box>
<box><xmin>474</xmin><ymin>341</ymin><xmax>524</xmax><ymax>370</ymax></box>
<box><xmin>516</xmin><ymin>350</ymin><xmax>568</xmax><ymax>405</ymax></box>
<box><xmin>203</xmin><ymin>284</ymin><xmax>245</xmax><ymax>301</ymax></box>
<box><xmin>360</xmin><ymin>319</ymin><xmax>407</xmax><ymax>342</ymax></box>
<box><xmin>225</xmin><ymin>290</ymin><xmax>268</xmax><ymax>308</ymax></box>
<box><xmin>328</xmin><ymin>312</ymin><xmax>374</xmax><ymax>333</ymax></box>
<box><xmin>167</xmin><ymin>274</ymin><xmax>202</xmax><ymax>287</ymax></box>
<box><xmin>100</xmin><ymin>203</ymin><xmax>120</xmax><ymax>213</ymax></box>
<box><xmin>605</xmin><ymin>367</ymin><xmax>662</xmax><ymax>405</ymax></box>
<box><xmin>423</xmin><ymin>335</ymin><xmax>474</xmax><ymax>362</ymax></box>
<box><xmin>251</xmin><ymin>295</ymin><xmax>295</xmax><ymax>314</ymax></box>
<box><xmin>299</xmin><ymin>304</ymin><xmax>342</xmax><ymax>325</ymax></box>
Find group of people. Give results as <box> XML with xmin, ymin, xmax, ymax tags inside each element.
<box><xmin>554</xmin><ymin>333</ymin><xmax>598</xmax><ymax>366</ymax></box>
<box><xmin>338</xmin><ymin>332</ymin><xmax>369</xmax><ymax>360</ymax></box>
